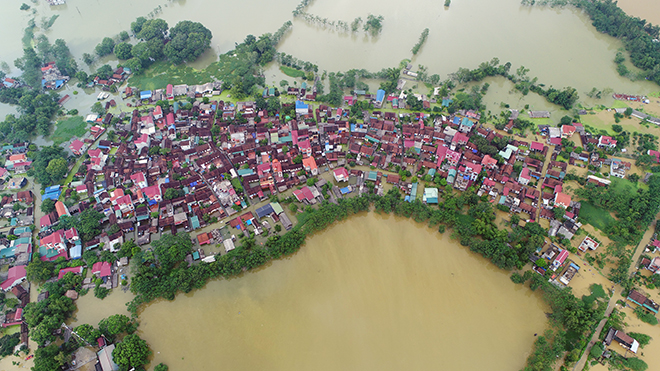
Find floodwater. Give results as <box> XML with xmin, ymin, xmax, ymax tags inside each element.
<box><xmin>136</xmin><ymin>213</ymin><xmax>548</xmax><ymax>371</ymax></box>
<box><xmin>69</xmin><ymin>288</ymin><xmax>133</xmax><ymax>328</ymax></box>
<box><xmin>0</xmin><ymin>0</ymin><xmax>657</xmax><ymax>94</ymax></box>
<box><xmin>617</xmin><ymin>0</ymin><xmax>660</xmax><ymax>26</ymax></box>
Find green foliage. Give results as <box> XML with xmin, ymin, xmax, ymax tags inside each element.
<box><xmin>33</xmin><ymin>344</ymin><xmax>70</xmax><ymax>371</ymax></box>
<box><xmin>521</xmin><ymin>329</ymin><xmax>567</xmax><ymax>371</ymax></box>
<box><xmin>114</xmin><ymin>42</ymin><xmax>133</xmax><ymax>60</ymax></box>
<box><xmin>280</xmin><ymin>66</ymin><xmax>305</xmax><ymax>78</ymax></box>
<box><xmin>581</xmin><ymin>0</ymin><xmax>660</xmax><ymax>86</ymax></box>
<box><xmin>46</xmin><ymin>157</ymin><xmax>68</xmax><ymax>181</ymax></box>
<box><xmin>164</xmin><ymin>188</ymin><xmax>184</xmax><ymax>200</ymax></box>
<box><xmin>634</xmin><ymin>306</ymin><xmax>658</xmax><ymax>325</ymax></box>
<box><xmin>154</xmin><ymin>363</ymin><xmax>169</xmax><ymax>371</ymax></box>
<box><xmin>74</xmin><ymin>323</ymin><xmax>102</xmax><ymax>344</ymax></box>
<box><xmin>94</xmin><ymin>286</ymin><xmax>110</xmax><ymax>299</ymax></box>
<box><xmin>51</xmin><ymin>115</ymin><xmax>88</xmax><ymax>146</ymax></box>
<box><xmin>627</xmin><ymin>332</ymin><xmax>652</xmax><ymax>348</ymax></box>
<box><xmin>41</xmin><ymin>198</ymin><xmax>55</xmax><ymax>214</ymax></box>
<box><xmin>99</xmin><ymin>314</ymin><xmax>138</xmax><ymax>342</ymax></box>
<box><xmin>0</xmin><ymin>333</ymin><xmax>20</xmax><ymax>357</ymax></box>
<box><xmin>26</xmin><ymin>253</ymin><xmax>55</xmax><ymax>282</ymax></box>
<box><xmin>411</xmin><ymin>28</ymin><xmax>429</xmax><ymax>55</ymax></box>
<box><xmin>163</xmin><ymin>21</ymin><xmax>212</xmax><ymax>64</ymax></box>
<box><xmin>24</xmin><ymin>280</ymin><xmax>77</xmax><ymax>345</ymax></box>
<box><xmin>0</xmin><ymin>88</ymin><xmax>61</xmax><ymax>141</ymax></box>
<box><xmin>55</xmin><ymin>208</ymin><xmax>104</xmax><ymax>242</ymax></box>
<box><xmin>590</xmin><ymin>341</ymin><xmax>604</xmax><ymax>358</ymax></box>
<box><xmin>576</xmin><ymin>175</ymin><xmax>660</xmax><ymax>246</ymax></box>
<box><xmin>20</xmin><ymin>3</ymin><xmax>30</xmax><ymax>10</ymax></box>
<box><xmin>612</xmin><ymin>124</ymin><xmax>623</xmax><ymax>133</ymax></box>
<box><xmin>112</xmin><ymin>334</ymin><xmax>151</xmax><ymax>371</ymax></box>
<box><xmin>95</xmin><ymin>37</ymin><xmax>115</xmax><ymax>57</ymax></box>
<box><xmin>363</xmin><ymin>14</ymin><xmax>384</xmax><ymax>36</ymax></box>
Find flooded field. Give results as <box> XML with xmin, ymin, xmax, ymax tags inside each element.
<box><xmin>136</xmin><ymin>213</ymin><xmax>548</xmax><ymax>371</ymax></box>
<box><xmin>0</xmin><ymin>0</ymin><xmax>658</xmax><ymax>123</ymax></box>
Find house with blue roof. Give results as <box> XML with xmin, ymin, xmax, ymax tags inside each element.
<box><xmin>140</xmin><ymin>90</ymin><xmax>152</xmax><ymax>100</ymax></box>
<box><xmin>375</xmin><ymin>89</ymin><xmax>386</xmax><ymax>108</ymax></box>
<box><xmin>295</xmin><ymin>100</ymin><xmax>309</xmax><ymax>115</ymax></box>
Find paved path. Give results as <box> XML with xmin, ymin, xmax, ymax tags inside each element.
<box><xmin>572</xmin><ymin>216</ymin><xmax>658</xmax><ymax>371</ymax></box>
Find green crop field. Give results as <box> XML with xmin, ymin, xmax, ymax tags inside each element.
<box><xmin>51</xmin><ymin>116</ymin><xmax>87</xmax><ymax>146</ymax></box>
<box><xmin>579</xmin><ymin>202</ymin><xmax>616</xmax><ymax>231</ymax></box>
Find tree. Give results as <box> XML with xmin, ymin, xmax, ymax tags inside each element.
<box><xmin>612</xmin><ymin>124</ymin><xmax>623</xmax><ymax>133</ymax></box>
<box><xmin>131</xmin><ymin>17</ymin><xmax>148</xmax><ymax>35</ymax></box>
<box><xmin>20</xmin><ymin>3</ymin><xmax>30</xmax><ymax>10</ymax></box>
<box><xmin>293</xmin><ymin>154</ymin><xmax>303</xmax><ymax>164</ymax></box>
<box><xmin>99</xmin><ymin>314</ymin><xmax>137</xmax><ymax>342</ymax></box>
<box><xmin>164</xmin><ymin>188</ymin><xmax>184</xmax><ymax>200</ymax></box>
<box><xmin>46</xmin><ymin>158</ymin><xmax>68</xmax><ymax>181</ymax></box>
<box><xmin>163</xmin><ymin>21</ymin><xmax>212</xmax><ymax>64</ymax></box>
<box><xmin>363</xmin><ymin>14</ymin><xmax>384</xmax><ymax>36</ymax></box>
<box><xmin>14</xmin><ymin>48</ymin><xmax>42</xmax><ymax>88</ymax></box>
<box><xmin>113</xmin><ymin>334</ymin><xmax>151</xmax><ymax>371</ymax></box>
<box><xmin>95</xmin><ymin>37</ymin><xmax>116</xmax><ymax>57</ymax></box>
<box><xmin>154</xmin><ymin>364</ymin><xmax>169</xmax><ymax>371</ymax></box>
<box><xmin>137</xmin><ymin>19</ymin><xmax>169</xmax><ymax>41</ymax></box>
<box><xmin>628</xmin><ymin>173</ymin><xmax>640</xmax><ymax>183</ymax></box>
<box><xmin>114</xmin><ymin>42</ymin><xmax>133</xmax><ymax>60</ymax></box>
<box><xmin>83</xmin><ymin>53</ymin><xmax>94</xmax><ymax>65</ymax></box>
<box><xmin>267</xmin><ymin>96</ymin><xmax>281</xmax><ymax>113</ymax></box>
<box><xmin>41</xmin><ymin>198</ymin><xmax>56</xmax><ymax>214</ymax></box>
<box><xmin>95</xmin><ymin>64</ymin><xmax>113</xmax><ymax>80</ymax></box>
<box><xmin>75</xmin><ymin>324</ymin><xmax>102</xmax><ymax>344</ymax></box>
<box><xmin>33</xmin><ymin>344</ymin><xmax>69</xmax><ymax>371</ymax></box>
<box><xmin>26</xmin><ymin>253</ymin><xmax>55</xmax><ymax>282</ymax></box>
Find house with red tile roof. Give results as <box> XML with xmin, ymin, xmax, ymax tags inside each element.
<box><xmin>143</xmin><ymin>185</ymin><xmax>162</xmax><ymax>203</ymax></box>
<box><xmin>1</xmin><ymin>266</ymin><xmax>26</xmax><ymax>291</ymax></box>
<box><xmin>57</xmin><ymin>266</ymin><xmax>84</xmax><ymax>280</ymax></box>
<box><xmin>333</xmin><ymin>167</ymin><xmax>349</xmax><ymax>182</ymax></box>
<box><xmin>69</xmin><ymin>139</ymin><xmax>86</xmax><ymax>156</ymax></box>
<box><xmin>130</xmin><ymin>172</ymin><xmax>148</xmax><ymax>189</ymax></box>
<box><xmin>598</xmin><ymin>136</ymin><xmax>617</xmax><ymax>149</ymax></box>
<box><xmin>92</xmin><ymin>261</ymin><xmax>112</xmax><ymax>279</ymax></box>
<box><xmin>561</xmin><ymin>125</ymin><xmax>576</xmax><ymax>138</ymax></box>
<box><xmin>554</xmin><ymin>192</ymin><xmax>571</xmax><ymax>208</ymax></box>
<box><xmin>302</xmin><ymin>156</ymin><xmax>318</xmax><ymax>176</ymax></box>
<box><xmin>518</xmin><ymin>167</ymin><xmax>531</xmax><ymax>185</ymax></box>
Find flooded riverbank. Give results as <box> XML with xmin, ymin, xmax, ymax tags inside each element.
<box><xmin>136</xmin><ymin>213</ymin><xmax>547</xmax><ymax>371</ymax></box>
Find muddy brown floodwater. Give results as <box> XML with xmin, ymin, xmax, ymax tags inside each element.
<box><xmin>133</xmin><ymin>213</ymin><xmax>547</xmax><ymax>371</ymax></box>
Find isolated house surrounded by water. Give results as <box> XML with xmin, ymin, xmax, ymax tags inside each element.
<box><xmin>626</xmin><ymin>289</ymin><xmax>660</xmax><ymax>314</ymax></box>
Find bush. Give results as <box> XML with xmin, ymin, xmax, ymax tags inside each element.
<box><xmin>634</xmin><ymin>307</ymin><xmax>658</xmax><ymax>325</ymax></box>
<box><xmin>94</xmin><ymin>286</ymin><xmax>110</xmax><ymax>299</ymax></box>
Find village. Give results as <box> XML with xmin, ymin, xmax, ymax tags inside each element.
<box><xmin>0</xmin><ymin>68</ymin><xmax>658</xmax><ymax>369</ymax></box>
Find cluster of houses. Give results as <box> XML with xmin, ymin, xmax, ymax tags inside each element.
<box><xmin>41</xmin><ymin>62</ymin><xmax>70</xmax><ymax>90</ymax></box>
<box><xmin>89</xmin><ymin>67</ymin><xmax>131</xmax><ymax>90</ymax></box>
<box><xmin>126</xmin><ymin>81</ymin><xmax>224</xmax><ymax>104</ymax></box>
<box><xmin>21</xmin><ymin>84</ymin><xmax>634</xmax><ymax>297</ymax></box>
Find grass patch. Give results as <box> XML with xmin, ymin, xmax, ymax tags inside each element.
<box><xmin>128</xmin><ymin>61</ymin><xmax>218</xmax><ymax>91</ymax></box>
<box><xmin>50</xmin><ymin>116</ymin><xmax>87</xmax><ymax>146</ymax></box>
<box><xmin>280</xmin><ymin>66</ymin><xmax>305</xmax><ymax>78</ymax></box>
<box><xmin>582</xmin><ymin>283</ymin><xmax>607</xmax><ymax>306</ymax></box>
<box><xmin>610</xmin><ymin>177</ymin><xmax>646</xmax><ymax>192</ymax></box>
<box><xmin>580</xmin><ymin>202</ymin><xmax>616</xmax><ymax>231</ymax></box>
